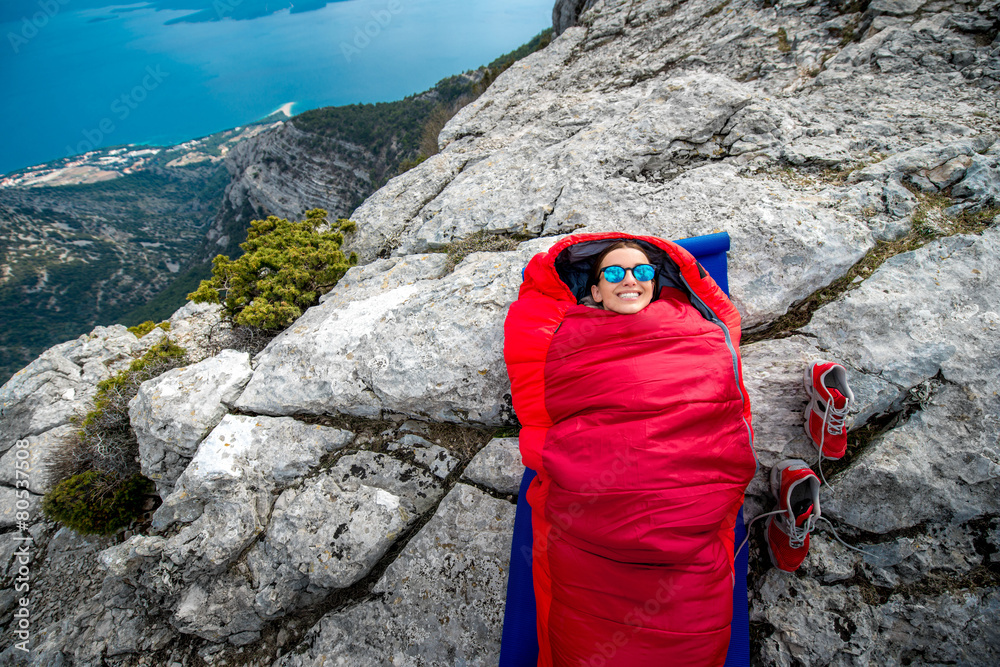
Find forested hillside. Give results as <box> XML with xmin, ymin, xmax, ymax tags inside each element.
<box><xmin>0</xmin><ymin>29</ymin><xmax>552</xmax><ymax>385</ymax></box>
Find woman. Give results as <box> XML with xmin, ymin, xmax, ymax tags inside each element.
<box><xmin>504</xmin><ymin>232</ymin><xmax>756</xmax><ymax>667</ymax></box>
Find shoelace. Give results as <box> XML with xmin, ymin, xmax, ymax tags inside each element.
<box><xmin>735</xmin><ymin>509</ymin><xmax>872</xmax><ymax>558</ymax></box>
<box><xmin>734</xmin><ymin>508</ymin><xmax>789</xmax><ymax>558</ymax></box>
<box><xmin>816</xmin><ymin>398</ymin><xmax>850</xmax><ymax>490</ymax></box>
<box><xmin>816</xmin><ymin>517</ymin><xmax>872</xmax><ymax>556</ymax></box>
<box><xmin>824</xmin><ymin>400</ymin><xmax>849</xmax><ymax>435</ymax></box>
<box><xmin>786</xmin><ymin>512</ymin><xmax>816</xmax><ymax>549</ymax></box>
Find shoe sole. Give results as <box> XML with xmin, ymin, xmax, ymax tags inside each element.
<box><xmin>764</xmin><ymin>515</ymin><xmax>801</xmax><ymax>572</ymax></box>
<box><xmin>764</xmin><ymin>515</ymin><xmax>781</xmax><ymax>570</ymax></box>
<box><xmin>803</xmin><ymin>361</ymin><xmax>820</xmax><ymax>397</ymax></box>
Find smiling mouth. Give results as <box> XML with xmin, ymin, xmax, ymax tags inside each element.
<box><xmin>616</xmin><ymin>291</ymin><xmax>641</xmax><ymax>300</ymax></box>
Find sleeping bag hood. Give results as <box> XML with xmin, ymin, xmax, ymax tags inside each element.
<box><xmin>504</xmin><ymin>232</ymin><xmax>756</xmax><ymax>667</ymax></box>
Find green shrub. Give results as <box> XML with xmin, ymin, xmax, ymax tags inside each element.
<box><xmin>187</xmin><ymin>209</ymin><xmax>358</xmax><ymax>330</ymax></box>
<box><xmin>42</xmin><ymin>471</ymin><xmax>153</xmax><ymax>535</ymax></box>
<box><xmin>777</xmin><ymin>27</ymin><xmax>792</xmax><ymax>52</ymax></box>
<box><xmin>126</xmin><ymin>320</ymin><xmax>171</xmax><ymax>338</ymax></box>
<box><xmin>44</xmin><ymin>339</ymin><xmax>187</xmax><ymax>535</ymax></box>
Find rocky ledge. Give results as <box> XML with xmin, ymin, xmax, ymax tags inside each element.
<box><xmin>1</xmin><ymin>0</ymin><xmax>999</xmax><ymax>665</ymax></box>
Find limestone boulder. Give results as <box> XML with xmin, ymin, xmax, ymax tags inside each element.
<box><xmin>740</xmin><ymin>336</ymin><xmax>898</xmax><ymax>499</ymax></box>
<box><xmin>247</xmin><ymin>451</ymin><xmax>445</xmax><ymax>619</ymax></box>
<box><xmin>750</xmin><ymin>225</ymin><xmax>1000</xmax><ymax>665</ymax></box>
<box><xmin>172</xmin><ymin>574</ymin><xmax>264</xmax><ymax>645</ymax></box>
<box><xmin>755</xmin><ymin>571</ymin><xmax>1000</xmax><ymax>666</ymax></box>
<box><xmin>0</xmin><ymin>325</ymin><xmax>145</xmax><ymax>451</ymax></box>
<box><xmin>0</xmin><ymin>424</ymin><xmax>75</xmax><ymax>496</ymax></box>
<box><xmin>0</xmin><ymin>486</ymin><xmax>42</xmax><ymax>531</ymax></box>
<box><xmin>275</xmin><ymin>483</ymin><xmax>515</xmax><ymax>667</ymax></box>
<box><xmin>387</xmin><ymin>434</ymin><xmax>460</xmax><ymax>479</ymax></box>
<box><xmin>236</xmin><ymin>244</ymin><xmax>547</xmax><ymax>424</ymax></box>
<box><xmin>0</xmin><ymin>304</ymin><xmax>222</xmax><ymax>456</ymax></box>
<box><xmin>162</xmin><ymin>300</ymin><xmax>224</xmax><ymax>363</ymax></box>
<box><xmin>102</xmin><ymin>415</ymin><xmax>353</xmax><ymax>588</ymax></box>
<box><xmin>461</xmin><ymin>437</ymin><xmax>524</xmax><ymax>496</ymax></box>
<box><xmin>950</xmin><ymin>143</ymin><xmax>1000</xmax><ymax>210</ymax></box>
<box><xmin>798</xmin><ymin>226</ymin><xmax>1000</xmax><ymax>533</ymax></box>
<box><xmin>130</xmin><ymin>350</ymin><xmax>253</xmax><ymax>496</ymax></box>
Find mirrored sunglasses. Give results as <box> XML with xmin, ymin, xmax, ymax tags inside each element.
<box><xmin>600</xmin><ymin>264</ymin><xmax>656</xmax><ymax>283</ymax></box>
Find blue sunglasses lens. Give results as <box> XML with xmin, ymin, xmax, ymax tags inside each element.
<box><xmin>633</xmin><ymin>264</ymin><xmax>656</xmax><ymax>281</ymax></box>
<box><xmin>602</xmin><ymin>266</ymin><xmax>625</xmax><ymax>282</ymax></box>
<box><xmin>601</xmin><ymin>264</ymin><xmax>655</xmax><ymax>283</ymax></box>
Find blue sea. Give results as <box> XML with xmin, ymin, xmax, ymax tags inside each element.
<box><xmin>0</xmin><ymin>0</ymin><xmax>554</xmax><ymax>175</ymax></box>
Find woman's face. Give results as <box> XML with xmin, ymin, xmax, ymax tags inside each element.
<box><xmin>590</xmin><ymin>247</ymin><xmax>655</xmax><ymax>315</ymax></box>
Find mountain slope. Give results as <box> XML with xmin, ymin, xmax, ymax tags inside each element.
<box><xmin>2</xmin><ymin>2</ymin><xmax>999</xmax><ymax>665</ymax></box>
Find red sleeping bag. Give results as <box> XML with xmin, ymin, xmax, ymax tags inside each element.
<box><xmin>504</xmin><ymin>232</ymin><xmax>756</xmax><ymax>666</ymax></box>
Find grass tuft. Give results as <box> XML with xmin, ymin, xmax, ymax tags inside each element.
<box><xmin>437</xmin><ymin>230</ymin><xmax>531</xmax><ymax>272</ymax></box>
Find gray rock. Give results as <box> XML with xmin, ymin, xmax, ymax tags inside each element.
<box><xmin>250</xmin><ymin>480</ymin><xmax>414</xmax><ymax>615</ymax></box>
<box><xmin>130</xmin><ymin>350</ymin><xmax>253</xmax><ymax>495</ymax></box>
<box><xmin>163</xmin><ymin>301</ymin><xmax>224</xmax><ymax>363</ymax></box>
<box><xmin>951</xmin><ymin>150</ymin><xmax>1000</xmax><ymax>207</ymax></box>
<box><xmin>344</xmin><ymin>154</ymin><xmax>473</xmax><ymax>261</ymax></box>
<box><xmin>0</xmin><ymin>532</ymin><xmax>23</xmax><ymax>581</ymax></box>
<box><xmin>926</xmin><ymin>155</ymin><xmax>972</xmax><ymax>189</ymax></box>
<box><xmin>0</xmin><ymin>307</ymin><xmax>223</xmax><ymax>453</ymax></box>
<box><xmin>95</xmin><ymin>417</ymin><xmax>354</xmax><ymax>646</ymax></box>
<box><xmin>805</xmin><ymin>226</ymin><xmax>1000</xmax><ymax>399</ymax></box>
<box><xmin>755</xmin><ymin>572</ymin><xmax>1000</xmax><ymax>666</ymax></box>
<box><xmin>237</xmin><ymin>244</ymin><xmax>545</xmax><ymax>424</ymax></box>
<box><xmin>0</xmin><ymin>326</ymin><xmax>140</xmax><ymax>449</ymax></box>
<box><xmin>825</xmin><ymin>383</ymin><xmax>999</xmax><ymax>533</ymax></box>
<box><xmin>882</xmin><ymin>176</ymin><xmax>917</xmax><ymax>218</ymax></box>
<box><xmin>947</xmin><ymin>11</ymin><xmax>999</xmax><ymax>34</ymax></box>
<box><xmin>460</xmin><ymin>437</ymin><xmax>524</xmax><ymax>496</ymax></box>
<box><xmin>103</xmin><ymin>415</ymin><xmax>353</xmax><ymax>586</ymax></box>
<box><xmin>173</xmin><ymin>575</ymin><xmax>262</xmax><ymax>644</ymax></box>
<box><xmin>0</xmin><ymin>486</ymin><xmax>42</xmax><ymax>530</ymax></box>
<box><xmin>247</xmin><ymin>451</ymin><xmax>443</xmax><ymax>618</ymax></box>
<box><xmin>319</xmin><ymin>254</ymin><xmax>450</xmax><ymax>306</ymax></box>
<box><xmin>851</xmin><ymin>135</ymin><xmax>995</xmax><ymax>185</ymax></box>
<box><xmin>0</xmin><ymin>424</ymin><xmax>74</xmax><ymax>495</ymax></box>
<box><xmin>781</xmin><ymin>136</ymin><xmax>853</xmax><ymax>167</ymax></box>
<box><xmin>802</xmin><ymin>228</ymin><xmax>1000</xmax><ymax>532</ymax></box>
<box><xmin>275</xmin><ymin>483</ymin><xmax>515</xmax><ymax>667</ymax></box>
<box><xmin>867</xmin><ymin>0</ymin><xmax>929</xmax><ymax>18</ymax></box>
<box><xmin>552</xmin><ymin>0</ymin><xmax>600</xmax><ymax>36</ymax></box>
<box><xmin>740</xmin><ymin>335</ymin><xmax>898</xmax><ymax>497</ymax></box>
<box><xmin>324</xmin><ymin>451</ymin><xmax>445</xmax><ymax>515</ymax></box>
<box><xmin>387</xmin><ymin>434</ymin><xmax>460</xmax><ymax>479</ymax></box>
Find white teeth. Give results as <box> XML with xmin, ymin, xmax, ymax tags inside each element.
<box><xmin>617</xmin><ymin>292</ymin><xmax>640</xmax><ymax>299</ymax></box>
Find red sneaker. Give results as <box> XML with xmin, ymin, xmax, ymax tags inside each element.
<box><xmin>803</xmin><ymin>360</ymin><xmax>854</xmax><ymax>460</ymax></box>
<box><xmin>766</xmin><ymin>459</ymin><xmax>820</xmax><ymax>572</ymax></box>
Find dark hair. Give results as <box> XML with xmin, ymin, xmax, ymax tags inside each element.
<box><xmin>590</xmin><ymin>240</ymin><xmax>650</xmax><ymax>284</ymax></box>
